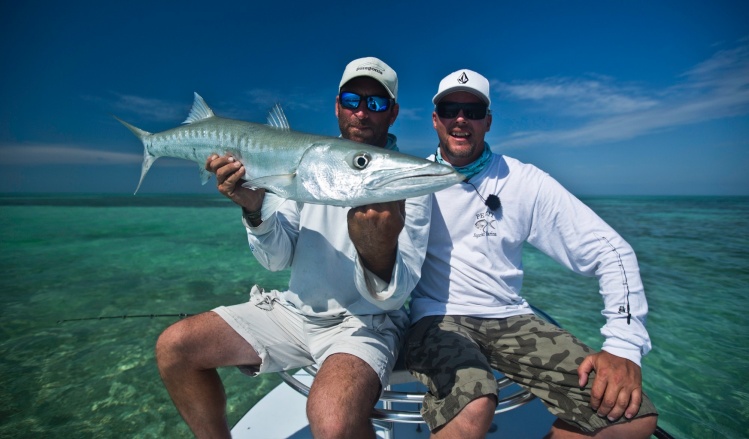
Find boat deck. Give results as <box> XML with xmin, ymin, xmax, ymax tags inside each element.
<box><xmin>231</xmin><ymin>369</ymin><xmax>556</xmax><ymax>438</ymax></box>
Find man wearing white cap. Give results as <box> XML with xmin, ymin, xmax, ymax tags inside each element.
<box><xmin>156</xmin><ymin>57</ymin><xmax>433</xmax><ymax>438</ymax></box>
<box><xmin>405</xmin><ymin>69</ymin><xmax>659</xmax><ymax>438</ymax></box>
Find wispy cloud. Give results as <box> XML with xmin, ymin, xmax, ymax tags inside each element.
<box><xmin>244</xmin><ymin>88</ymin><xmax>328</xmax><ymax>112</ymax></box>
<box><xmin>395</xmin><ymin>107</ymin><xmax>424</xmax><ymax>121</ymax></box>
<box><xmin>109</xmin><ymin>94</ymin><xmax>187</xmax><ymax>122</ymax></box>
<box><xmin>101</xmin><ymin>89</ymin><xmax>325</xmax><ymax>125</ymax></box>
<box><xmin>496</xmin><ymin>39</ymin><xmax>749</xmax><ymax>148</ymax></box>
<box><xmin>0</xmin><ymin>144</ymin><xmax>195</xmax><ymax>167</ymax></box>
<box><xmin>496</xmin><ymin>76</ymin><xmax>658</xmax><ymax>117</ymax></box>
<box><xmin>0</xmin><ymin>144</ymin><xmax>142</xmax><ymax>165</ymax></box>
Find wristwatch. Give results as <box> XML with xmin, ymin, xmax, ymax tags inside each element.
<box><xmin>242</xmin><ymin>207</ymin><xmax>262</xmax><ymax>225</ymax></box>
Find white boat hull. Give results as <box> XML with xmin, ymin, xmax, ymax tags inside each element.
<box><xmin>231</xmin><ymin>369</ymin><xmax>556</xmax><ymax>438</ymax></box>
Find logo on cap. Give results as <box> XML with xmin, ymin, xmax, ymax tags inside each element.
<box><xmin>458</xmin><ymin>72</ymin><xmax>469</xmax><ymax>84</ymax></box>
<box><xmin>355</xmin><ymin>61</ymin><xmax>385</xmax><ymax>75</ymax></box>
<box><xmin>356</xmin><ymin>64</ymin><xmax>385</xmax><ymax>76</ymax></box>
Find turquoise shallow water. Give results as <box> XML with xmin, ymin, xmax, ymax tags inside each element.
<box><xmin>1</xmin><ymin>195</ymin><xmax>747</xmax><ymax>438</ymax></box>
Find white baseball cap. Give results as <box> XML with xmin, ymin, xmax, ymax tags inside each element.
<box><xmin>432</xmin><ymin>69</ymin><xmax>491</xmax><ymax>106</ymax></box>
<box><xmin>339</xmin><ymin>57</ymin><xmax>398</xmax><ymax>100</ymax></box>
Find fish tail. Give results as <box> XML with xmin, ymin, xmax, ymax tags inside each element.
<box><xmin>114</xmin><ymin>116</ymin><xmax>156</xmax><ymax>194</ymax></box>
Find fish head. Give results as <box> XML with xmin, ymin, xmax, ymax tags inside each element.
<box><xmin>295</xmin><ymin>139</ymin><xmax>465</xmax><ymax>205</ymax></box>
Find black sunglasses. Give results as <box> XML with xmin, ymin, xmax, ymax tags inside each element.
<box><xmin>339</xmin><ymin>92</ymin><xmax>394</xmax><ymax>112</ymax></box>
<box><xmin>436</xmin><ymin>102</ymin><xmax>489</xmax><ymax>120</ymax></box>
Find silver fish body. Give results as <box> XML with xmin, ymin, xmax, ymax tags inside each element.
<box><xmin>116</xmin><ymin>93</ymin><xmax>464</xmax><ymax>217</ymax></box>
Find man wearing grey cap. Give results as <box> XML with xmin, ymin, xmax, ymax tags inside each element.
<box><xmin>405</xmin><ymin>69</ymin><xmax>659</xmax><ymax>438</ymax></box>
<box><xmin>155</xmin><ymin>57</ymin><xmax>433</xmax><ymax>438</ymax></box>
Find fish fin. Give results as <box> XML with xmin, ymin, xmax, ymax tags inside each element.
<box><xmin>259</xmin><ymin>193</ymin><xmax>288</xmax><ymax>221</ymax></box>
<box><xmin>199</xmin><ymin>166</ymin><xmax>212</xmax><ymax>185</ymax></box>
<box><xmin>242</xmin><ymin>174</ymin><xmax>295</xmax><ymax>198</ymax></box>
<box><xmin>114</xmin><ymin>116</ymin><xmax>156</xmax><ymax>195</ymax></box>
<box><xmin>183</xmin><ymin>92</ymin><xmax>215</xmax><ymax>125</ymax></box>
<box><xmin>114</xmin><ymin>116</ymin><xmax>152</xmax><ymax>140</ymax></box>
<box><xmin>266</xmin><ymin>104</ymin><xmax>290</xmax><ymax>131</ymax></box>
<box><xmin>134</xmin><ymin>150</ymin><xmax>158</xmax><ymax>194</ymax></box>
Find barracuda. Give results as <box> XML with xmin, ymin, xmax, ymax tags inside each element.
<box><xmin>116</xmin><ymin>93</ymin><xmax>464</xmax><ymax>218</ymax></box>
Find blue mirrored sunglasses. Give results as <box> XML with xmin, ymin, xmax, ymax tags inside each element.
<box><xmin>339</xmin><ymin>92</ymin><xmax>394</xmax><ymax>112</ymax></box>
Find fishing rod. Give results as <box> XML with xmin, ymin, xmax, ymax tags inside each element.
<box><xmin>57</xmin><ymin>313</ymin><xmax>194</xmax><ymax>324</ymax></box>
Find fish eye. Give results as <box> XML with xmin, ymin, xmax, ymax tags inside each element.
<box><xmin>352</xmin><ymin>152</ymin><xmax>371</xmax><ymax>169</ymax></box>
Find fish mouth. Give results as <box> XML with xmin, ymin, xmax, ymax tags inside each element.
<box><xmin>367</xmin><ymin>162</ymin><xmax>464</xmax><ymax>189</ymax></box>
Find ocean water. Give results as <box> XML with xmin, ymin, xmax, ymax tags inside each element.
<box><xmin>0</xmin><ymin>195</ymin><xmax>747</xmax><ymax>438</ymax></box>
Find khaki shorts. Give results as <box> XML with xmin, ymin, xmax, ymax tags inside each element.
<box><xmin>405</xmin><ymin>314</ymin><xmax>658</xmax><ymax>432</ymax></box>
<box><xmin>213</xmin><ymin>286</ymin><xmax>408</xmax><ymax>387</ymax></box>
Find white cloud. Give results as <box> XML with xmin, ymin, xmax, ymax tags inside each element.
<box><xmin>110</xmin><ymin>94</ymin><xmax>187</xmax><ymax>122</ymax></box>
<box><xmin>395</xmin><ymin>107</ymin><xmax>423</xmax><ymax>121</ymax></box>
<box><xmin>497</xmin><ymin>40</ymin><xmax>749</xmax><ymax>149</ymax></box>
<box><xmin>244</xmin><ymin>88</ymin><xmax>326</xmax><ymax>112</ymax></box>
<box><xmin>681</xmin><ymin>41</ymin><xmax>749</xmax><ymax>90</ymax></box>
<box><xmin>105</xmin><ymin>90</ymin><xmax>319</xmax><ymax>126</ymax></box>
<box><xmin>0</xmin><ymin>144</ymin><xmax>141</xmax><ymax>165</ymax></box>
<box><xmin>0</xmin><ymin>144</ymin><xmax>191</xmax><ymax>166</ymax></box>
<box><xmin>496</xmin><ymin>76</ymin><xmax>658</xmax><ymax>116</ymax></box>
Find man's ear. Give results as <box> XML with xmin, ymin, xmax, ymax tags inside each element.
<box><xmin>389</xmin><ymin>103</ymin><xmax>400</xmax><ymax>126</ymax></box>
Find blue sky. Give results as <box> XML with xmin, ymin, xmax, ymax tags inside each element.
<box><xmin>1</xmin><ymin>0</ymin><xmax>747</xmax><ymax>195</ymax></box>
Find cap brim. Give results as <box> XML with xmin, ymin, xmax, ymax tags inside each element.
<box><xmin>433</xmin><ymin>87</ymin><xmax>490</xmax><ymax>106</ymax></box>
<box><xmin>340</xmin><ymin>77</ymin><xmax>396</xmax><ymax>99</ymax></box>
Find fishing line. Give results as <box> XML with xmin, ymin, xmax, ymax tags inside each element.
<box><xmin>57</xmin><ymin>313</ymin><xmax>193</xmax><ymax>324</ymax></box>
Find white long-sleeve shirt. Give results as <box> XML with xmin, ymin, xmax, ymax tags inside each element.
<box><xmin>410</xmin><ymin>154</ymin><xmax>651</xmax><ymax>366</ymax></box>
<box><xmin>244</xmin><ymin>193</ymin><xmax>431</xmax><ymax>317</ymax></box>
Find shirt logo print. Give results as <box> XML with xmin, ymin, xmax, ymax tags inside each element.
<box><xmin>473</xmin><ymin>211</ymin><xmax>497</xmax><ymax>238</ymax></box>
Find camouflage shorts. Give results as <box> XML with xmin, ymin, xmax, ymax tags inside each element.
<box><xmin>404</xmin><ymin>314</ymin><xmax>657</xmax><ymax>432</ymax></box>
